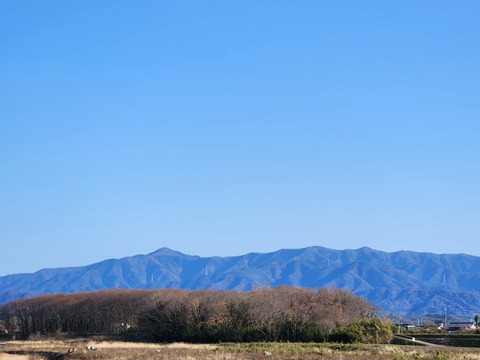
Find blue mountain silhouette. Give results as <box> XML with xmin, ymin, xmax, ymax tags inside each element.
<box><xmin>2</xmin><ymin>246</ymin><xmax>480</xmax><ymax>314</ymax></box>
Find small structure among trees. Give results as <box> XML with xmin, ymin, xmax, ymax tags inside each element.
<box><xmin>448</xmin><ymin>322</ymin><xmax>477</xmax><ymax>331</ymax></box>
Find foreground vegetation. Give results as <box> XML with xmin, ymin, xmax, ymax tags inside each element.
<box><xmin>2</xmin><ymin>339</ymin><xmax>480</xmax><ymax>360</ymax></box>
<box><xmin>0</xmin><ymin>287</ymin><xmax>393</xmax><ymax>343</ymax></box>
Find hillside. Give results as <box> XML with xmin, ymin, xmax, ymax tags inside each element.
<box><xmin>2</xmin><ymin>246</ymin><xmax>480</xmax><ymax>313</ymax></box>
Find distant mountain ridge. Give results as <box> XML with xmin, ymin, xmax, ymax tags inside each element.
<box><xmin>2</xmin><ymin>246</ymin><xmax>480</xmax><ymax>314</ymax></box>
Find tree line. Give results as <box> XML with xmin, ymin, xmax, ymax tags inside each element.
<box><xmin>0</xmin><ymin>286</ymin><xmax>393</xmax><ymax>343</ymax></box>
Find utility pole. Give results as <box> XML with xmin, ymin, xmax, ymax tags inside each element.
<box><xmin>398</xmin><ymin>313</ymin><xmax>401</xmax><ymax>334</ymax></box>
<box><xmin>444</xmin><ymin>307</ymin><xmax>447</xmax><ymax>329</ymax></box>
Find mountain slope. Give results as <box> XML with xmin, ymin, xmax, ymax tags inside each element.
<box><xmin>1</xmin><ymin>246</ymin><xmax>480</xmax><ymax>313</ymax></box>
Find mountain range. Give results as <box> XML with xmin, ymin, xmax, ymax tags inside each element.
<box><xmin>2</xmin><ymin>246</ymin><xmax>480</xmax><ymax>314</ymax></box>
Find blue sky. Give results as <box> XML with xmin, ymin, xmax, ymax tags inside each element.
<box><xmin>1</xmin><ymin>1</ymin><xmax>479</xmax><ymax>276</ymax></box>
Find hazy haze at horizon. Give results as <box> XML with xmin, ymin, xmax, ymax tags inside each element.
<box><xmin>1</xmin><ymin>1</ymin><xmax>479</xmax><ymax>276</ymax></box>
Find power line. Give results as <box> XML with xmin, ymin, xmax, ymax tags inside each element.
<box><xmin>382</xmin><ymin>307</ymin><xmax>480</xmax><ymax>312</ymax></box>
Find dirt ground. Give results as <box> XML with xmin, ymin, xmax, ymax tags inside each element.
<box><xmin>2</xmin><ymin>340</ymin><xmax>480</xmax><ymax>360</ymax></box>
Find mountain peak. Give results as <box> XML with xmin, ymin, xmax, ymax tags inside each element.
<box><xmin>148</xmin><ymin>247</ymin><xmax>188</xmax><ymax>257</ymax></box>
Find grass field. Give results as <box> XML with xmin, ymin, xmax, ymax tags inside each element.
<box><xmin>413</xmin><ymin>334</ymin><xmax>480</xmax><ymax>348</ymax></box>
<box><xmin>2</xmin><ymin>340</ymin><xmax>480</xmax><ymax>360</ymax></box>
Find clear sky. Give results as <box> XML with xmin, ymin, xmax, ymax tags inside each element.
<box><xmin>1</xmin><ymin>1</ymin><xmax>479</xmax><ymax>276</ymax></box>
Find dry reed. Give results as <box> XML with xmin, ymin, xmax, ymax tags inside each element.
<box><xmin>2</xmin><ymin>340</ymin><xmax>480</xmax><ymax>360</ymax></box>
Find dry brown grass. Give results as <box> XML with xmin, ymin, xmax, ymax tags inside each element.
<box><xmin>0</xmin><ymin>355</ymin><xmax>31</xmax><ymax>360</ymax></box>
<box><xmin>2</xmin><ymin>340</ymin><xmax>480</xmax><ymax>360</ymax></box>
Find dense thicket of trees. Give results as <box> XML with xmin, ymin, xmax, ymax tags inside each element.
<box><xmin>0</xmin><ymin>289</ymin><xmax>155</xmax><ymax>335</ymax></box>
<box><xmin>0</xmin><ymin>287</ymin><xmax>392</xmax><ymax>343</ymax></box>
